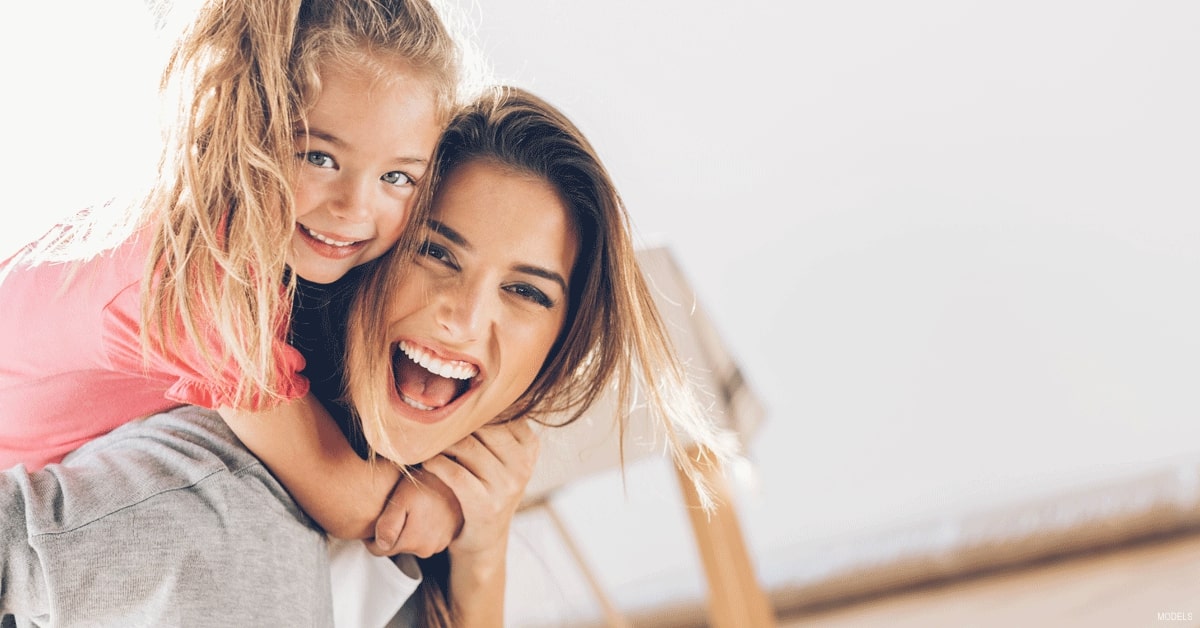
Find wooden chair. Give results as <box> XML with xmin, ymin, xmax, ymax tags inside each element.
<box><xmin>519</xmin><ymin>246</ymin><xmax>776</xmax><ymax>627</ymax></box>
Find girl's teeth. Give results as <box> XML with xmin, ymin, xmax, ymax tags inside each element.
<box><xmin>399</xmin><ymin>341</ymin><xmax>479</xmax><ymax>380</ymax></box>
<box><xmin>303</xmin><ymin>226</ymin><xmax>357</xmax><ymax>247</ymax></box>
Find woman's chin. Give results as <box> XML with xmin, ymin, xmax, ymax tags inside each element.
<box><xmin>370</xmin><ymin>417</ymin><xmax>458</xmax><ymax>466</ymax></box>
<box><xmin>367</xmin><ymin>435</ymin><xmax>433</xmax><ymax>467</ymax></box>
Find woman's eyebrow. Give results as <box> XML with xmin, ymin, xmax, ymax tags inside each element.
<box><xmin>428</xmin><ymin>220</ymin><xmax>470</xmax><ymax>249</ymax></box>
<box><xmin>513</xmin><ymin>264</ymin><xmax>567</xmax><ymax>292</ymax></box>
<box><xmin>428</xmin><ymin>219</ymin><xmax>566</xmax><ymax>291</ymax></box>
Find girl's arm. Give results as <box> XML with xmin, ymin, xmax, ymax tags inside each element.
<box><xmin>422</xmin><ymin>420</ymin><xmax>540</xmax><ymax>626</ymax></box>
<box><xmin>219</xmin><ymin>394</ymin><xmax>399</xmax><ymax>539</ymax></box>
<box><xmin>367</xmin><ymin>467</ymin><xmax>463</xmax><ymax>558</ymax></box>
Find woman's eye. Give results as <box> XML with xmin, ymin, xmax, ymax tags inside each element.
<box><xmin>381</xmin><ymin>171</ymin><xmax>414</xmax><ymax>187</ymax></box>
<box><xmin>301</xmin><ymin>152</ymin><xmax>335</xmax><ymax>168</ymax></box>
<box><xmin>506</xmin><ymin>284</ymin><xmax>555</xmax><ymax>309</ymax></box>
<box><xmin>418</xmin><ymin>241</ymin><xmax>455</xmax><ymax>267</ymax></box>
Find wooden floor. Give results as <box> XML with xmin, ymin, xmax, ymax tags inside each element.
<box><xmin>778</xmin><ymin>531</ymin><xmax>1200</xmax><ymax>628</ymax></box>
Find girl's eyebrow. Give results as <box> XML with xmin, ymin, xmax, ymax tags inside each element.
<box><xmin>296</xmin><ymin>127</ymin><xmax>343</xmax><ymax>146</ymax></box>
<box><xmin>427</xmin><ymin>219</ymin><xmax>567</xmax><ymax>291</ymax></box>
<box><xmin>296</xmin><ymin>127</ymin><xmax>428</xmax><ymax>165</ymax></box>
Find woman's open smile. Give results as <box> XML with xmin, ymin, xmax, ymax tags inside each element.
<box><xmin>390</xmin><ymin>339</ymin><xmax>481</xmax><ymax>419</ymax></box>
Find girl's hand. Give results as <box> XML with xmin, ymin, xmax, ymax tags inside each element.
<box><xmin>422</xmin><ymin>420</ymin><xmax>540</xmax><ymax>558</ymax></box>
<box><xmin>365</xmin><ymin>468</ymin><xmax>463</xmax><ymax>558</ymax></box>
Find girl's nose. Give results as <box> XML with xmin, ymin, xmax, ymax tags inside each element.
<box><xmin>331</xmin><ymin>176</ymin><xmax>373</xmax><ymax>221</ymax></box>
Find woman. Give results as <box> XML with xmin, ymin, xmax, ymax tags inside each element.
<box><xmin>0</xmin><ymin>86</ymin><xmax>734</xmax><ymax>627</ymax></box>
<box><xmin>345</xmin><ymin>86</ymin><xmax>736</xmax><ymax>626</ymax></box>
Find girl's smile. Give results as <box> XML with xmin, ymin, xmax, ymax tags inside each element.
<box><xmin>296</xmin><ymin>224</ymin><xmax>372</xmax><ymax>259</ymax></box>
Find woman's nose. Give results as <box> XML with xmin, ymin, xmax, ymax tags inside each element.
<box><xmin>435</xmin><ymin>280</ymin><xmax>490</xmax><ymax>342</ymax></box>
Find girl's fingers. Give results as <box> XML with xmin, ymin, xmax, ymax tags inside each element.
<box><xmin>366</xmin><ymin>477</ymin><xmax>410</xmax><ymax>556</ymax></box>
<box><xmin>367</xmin><ymin>509</ymin><xmax>405</xmax><ymax>556</ymax></box>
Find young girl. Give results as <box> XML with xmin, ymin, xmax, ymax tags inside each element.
<box><xmin>0</xmin><ymin>85</ymin><xmax>737</xmax><ymax>627</ymax></box>
<box><xmin>0</xmin><ymin>0</ymin><xmax>464</xmax><ymax>547</ymax></box>
<box><xmin>340</xmin><ymin>85</ymin><xmax>738</xmax><ymax>626</ymax></box>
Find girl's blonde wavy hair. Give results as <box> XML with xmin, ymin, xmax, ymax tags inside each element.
<box><xmin>344</xmin><ymin>86</ymin><xmax>738</xmax><ymax>626</ymax></box>
<box><xmin>139</xmin><ymin>0</ymin><xmax>465</xmax><ymax>408</ymax></box>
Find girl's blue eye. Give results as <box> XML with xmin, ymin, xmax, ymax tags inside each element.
<box><xmin>302</xmin><ymin>152</ymin><xmax>335</xmax><ymax>168</ymax></box>
<box><xmin>381</xmin><ymin>171</ymin><xmax>414</xmax><ymax>186</ymax></box>
<box><xmin>506</xmin><ymin>284</ymin><xmax>554</xmax><ymax>309</ymax></box>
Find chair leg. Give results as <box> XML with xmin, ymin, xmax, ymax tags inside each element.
<box><xmin>540</xmin><ymin>501</ymin><xmax>634</xmax><ymax>628</ymax></box>
<box><xmin>674</xmin><ymin>445</ymin><xmax>777</xmax><ymax>628</ymax></box>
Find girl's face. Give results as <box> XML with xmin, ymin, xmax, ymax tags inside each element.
<box><xmin>369</xmin><ymin>158</ymin><xmax>579</xmax><ymax>464</ymax></box>
<box><xmin>289</xmin><ymin>62</ymin><xmax>442</xmax><ymax>284</ymax></box>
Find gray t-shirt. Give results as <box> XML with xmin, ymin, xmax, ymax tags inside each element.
<box><xmin>0</xmin><ymin>406</ymin><xmax>334</xmax><ymax>627</ymax></box>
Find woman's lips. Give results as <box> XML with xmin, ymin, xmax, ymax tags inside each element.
<box><xmin>389</xmin><ymin>341</ymin><xmax>482</xmax><ymax>424</ymax></box>
<box><xmin>398</xmin><ymin>340</ymin><xmax>479</xmax><ymax>382</ymax></box>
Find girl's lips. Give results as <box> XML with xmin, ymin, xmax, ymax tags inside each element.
<box><xmin>296</xmin><ymin>224</ymin><xmax>369</xmax><ymax>259</ymax></box>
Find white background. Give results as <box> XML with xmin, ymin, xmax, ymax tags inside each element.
<box><xmin>3</xmin><ymin>1</ymin><xmax>1199</xmax><ymax>622</ymax></box>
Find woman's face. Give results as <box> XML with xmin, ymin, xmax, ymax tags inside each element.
<box><xmin>369</xmin><ymin>158</ymin><xmax>579</xmax><ymax>464</ymax></box>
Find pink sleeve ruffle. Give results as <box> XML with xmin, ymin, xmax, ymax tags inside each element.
<box><xmin>164</xmin><ymin>340</ymin><xmax>310</xmax><ymax>410</ymax></box>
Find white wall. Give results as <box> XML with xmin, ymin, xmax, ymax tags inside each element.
<box><xmin>3</xmin><ymin>1</ymin><xmax>1199</xmax><ymax>622</ymax></box>
<box><xmin>0</xmin><ymin>3</ymin><xmax>168</xmax><ymax>254</ymax></box>
<box><xmin>451</xmin><ymin>0</ymin><xmax>1200</xmax><ymax>619</ymax></box>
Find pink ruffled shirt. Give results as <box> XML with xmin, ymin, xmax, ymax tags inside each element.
<box><xmin>0</xmin><ymin>231</ymin><xmax>309</xmax><ymax>470</ymax></box>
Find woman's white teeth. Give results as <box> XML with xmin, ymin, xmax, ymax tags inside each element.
<box><xmin>399</xmin><ymin>341</ymin><xmax>479</xmax><ymax>380</ymax></box>
<box><xmin>400</xmin><ymin>393</ymin><xmax>435</xmax><ymax>411</ymax></box>
<box><xmin>303</xmin><ymin>225</ymin><xmax>357</xmax><ymax>247</ymax></box>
